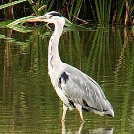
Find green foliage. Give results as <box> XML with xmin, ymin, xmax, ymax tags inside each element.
<box><xmin>0</xmin><ymin>0</ymin><xmax>27</xmax><ymax>10</ymax></box>
<box><xmin>4</xmin><ymin>15</ymin><xmax>89</xmax><ymax>33</ymax></box>
<box><xmin>91</xmin><ymin>0</ymin><xmax>112</xmax><ymax>23</ymax></box>
<box><xmin>7</xmin><ymin>16</ymin><xmax>34</xmax><ymax>32</ymax></box>
<box><xmin>72</xmin><ymin>0</ymin><xmax>84</xmax><ymax>23</ymax></box>
<box><xmin>0</xmin><ymin>0</ymin><xmax>133</xmax><ymax>25</ymax></box>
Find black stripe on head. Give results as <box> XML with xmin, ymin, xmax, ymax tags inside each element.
<box><xmin>48</xmin><ymin>11</ymin><xmax>62</xmax><ymax>17</ymax></box>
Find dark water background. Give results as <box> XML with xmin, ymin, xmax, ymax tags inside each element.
<box><xmin>0</xmin><ymin>25</ymin><xmax>134</xmax><ymax>133</ymax></box>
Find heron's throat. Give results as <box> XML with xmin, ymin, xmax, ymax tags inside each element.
<box><xmin>48</xmin><ymin>24</ymin><xmax>63</xmax><ymax>70</ymax></box>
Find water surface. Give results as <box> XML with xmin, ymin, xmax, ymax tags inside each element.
<box><xmin>0</xmin><ymin>25</ymin><xmax>134</xmax><ymax>133</ymax></box>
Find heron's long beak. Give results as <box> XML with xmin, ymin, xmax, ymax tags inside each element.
<box><xmin>26</xmin><ymin>16</ymin><xmax>46</xmax><ymax>23</ymax></box>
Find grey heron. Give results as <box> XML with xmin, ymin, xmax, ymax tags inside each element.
<box><xmin>27</xmin><ymin>11</ymin><xmax>114</xmax><ymax>121</ymax></box>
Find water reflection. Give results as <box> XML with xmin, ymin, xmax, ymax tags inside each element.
<box><xmin>62</xmin><ymin>121</ymin><xmax>84</xmax><ymax>134</ymax></box>
<box><xmin>62</xmin><ymin>121</ymin><xmax>114</xmax><ymax>134</ymax></box>
<box><xmin>0</xmin><ymin>25</ymin><xmax>134</xmax><ymax>133</ymax></box>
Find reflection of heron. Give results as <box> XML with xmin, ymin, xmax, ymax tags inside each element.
<box><xmin>62</xmin><ymin>121</ymin><xmax>84</xmax><ymax>134</ymax></box>
<box><xmin>27</xmin><ymin>11</ymin><xmax>114</xmax><ymax>121</ymax></box>
<box><xmin>62</xmin><ymin>121</ymin><xmax>114</xmax><ymax>134</ymax></box>
<box><xmin>88</xmin><ymin>128</ymin><xmax>114</xmax><ymax>134</ymax></box>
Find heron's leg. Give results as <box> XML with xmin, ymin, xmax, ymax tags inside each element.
<box><xmin>61</xmin><ymin>120</ymin><xmax>65</xmax><ymax>134</ymax></box>
<box><xmin>74</xmin><ymin>103</ymin><xmax>84</xmax><ymax>122</ymax></box>
<box><xmin>79</xmin><ymin>110</ymin><xmax>84</xmax><ymax>122</ymax></box>
<box><xmin>61</xmin><ymin>103</ymin><xmax>68</xmax><ymax>121</ymax></box>
<box><xmin>78</xmin><ymin>122</ymin><xmax>84</xmax><ymax>134</ymax></box>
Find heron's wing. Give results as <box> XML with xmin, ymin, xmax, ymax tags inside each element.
<box><xmin>59</xmin><ymin>63</ymin><xmax>113</xmax><ymax>115</ymax></box>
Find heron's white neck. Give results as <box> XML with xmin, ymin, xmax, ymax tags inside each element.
<box><xmin>48</xmin><ymin>23</ymin><xmax>64</xmax><ymax>73</ymax></box>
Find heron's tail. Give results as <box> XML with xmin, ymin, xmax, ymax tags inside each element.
<box><xmin>105</xmin><ymin>100</ymin><xmax>114</xmax><ymax>117</ymax></box>
<box><xmin>92</xmin><ymin>100</ymin><xmax>114</xmax><ymax>117</ymax></box>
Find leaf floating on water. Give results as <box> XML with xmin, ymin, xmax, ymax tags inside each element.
<box><xmin>4</xmin><ymin>37</ymin><xmax>15</xmax><ymax>43</ymax></box>
<box><xmin>8</xmin><ymin>25</ymin><xmax>33</xmax><ymax>33</ymax></box>
<box><xmin>6</xmin><ymin>15</ymin><xmax>91</xmax><ymax>33</ymax></box>
<box><xmin>7</xmin><ymin>16</ymin><xmax>35</xmax><ymax>33</ymax></box>
<box><xmin>0</xmin><ymin>20</ymin><xmax>13</xmax><ymax>28</ymax></box>
<box><xmin>0</xmin><ymin>34</ymin><xmax>28</xmax><ymax>45</ymax></box>
<box><xmin>0</xmin><ymin>34</ymin><xmax>6</xmax><ymax>39</ymax></box>
<box><xmin>15</xmin><ymin>41</ymin><xmax>26</xmax><ymax>46</ymax></box>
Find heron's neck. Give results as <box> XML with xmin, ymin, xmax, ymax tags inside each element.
<box><xmin>48</xmin><ymin>23</ymin><xmax>63</xmax><ymax>71</ymax></box>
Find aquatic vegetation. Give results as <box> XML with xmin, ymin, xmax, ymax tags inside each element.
<box><xmin>0</xmin><ymin>0</ymin><xmax>133</xmax><ymax>25</ymax></box>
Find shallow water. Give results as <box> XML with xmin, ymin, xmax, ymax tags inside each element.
<box><xmin>0</xmin><ymin>25</ymin><xmax>134</xmax><ymax>133</ymax></box>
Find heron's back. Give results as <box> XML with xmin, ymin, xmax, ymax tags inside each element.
<box><xmin>59</xmin><ymin>63</ymin><xmax>114</xmax><ymax>117</ymax></box>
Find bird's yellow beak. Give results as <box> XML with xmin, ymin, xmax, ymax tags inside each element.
<box><xmin>26</xmin><ymin>16</ymin><xmax>46</xmax><ymax>23</ymax></box>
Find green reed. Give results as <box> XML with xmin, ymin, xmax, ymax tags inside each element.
<box><xmin>0</xmin><ymin>0</ymin><xmax>133</xmax><ymax>25</ymax></box>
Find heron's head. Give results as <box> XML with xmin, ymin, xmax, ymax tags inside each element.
<box><xmin>27</xmin><ymin>11</ymin><xmax>65</xmax><ymax>26</ymax></box>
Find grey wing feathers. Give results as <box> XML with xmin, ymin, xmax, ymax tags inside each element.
<box><xmin>59</xmin><ymin>63</ymin><xmax>114</xmax><ymax>116</ymax></box>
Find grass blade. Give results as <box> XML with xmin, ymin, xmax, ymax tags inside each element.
<box><xmin>0</xmin><ymin>0</ymin><xmax>27</xmax><ymax>10</ymax></box>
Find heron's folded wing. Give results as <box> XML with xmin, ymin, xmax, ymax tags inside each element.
<box><xmin>58</xmin><ymin>64</ymin><xmax>110</xmax><ymax>112</ymax></box>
